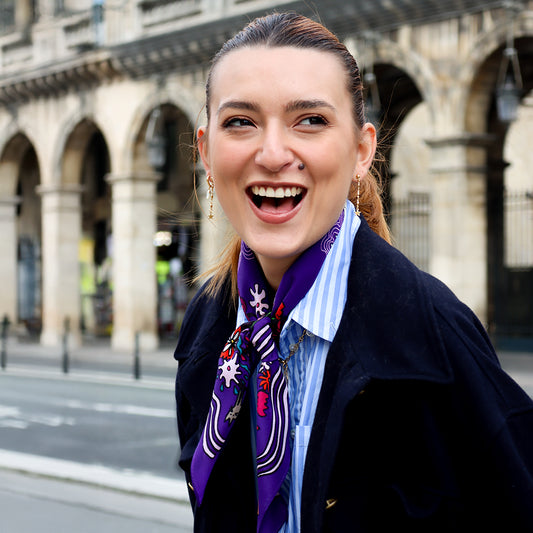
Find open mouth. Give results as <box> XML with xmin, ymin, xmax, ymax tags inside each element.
<box><xmin>249</xmin><ymin>185</ymin><xmax>305</xmax><ymax>212</ymax></box>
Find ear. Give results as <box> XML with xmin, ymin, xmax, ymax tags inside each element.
<box><xmin>355</xmin><ymin>122</ymin><xmax>377</xmax><ymax>177</ymax></box>
<box><xmin>197</xmin><ymin>126</ymin><xmax>211</xmax><ymax>175</ymax></box>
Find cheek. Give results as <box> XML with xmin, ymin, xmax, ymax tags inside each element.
<box><xmin>212</xmin><ymin>148</ymin><xmax>250</xmax><ymax>187</ymax></box>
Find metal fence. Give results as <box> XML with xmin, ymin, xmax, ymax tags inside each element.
<box><xmin>390</xmin><ymin>192</ymin><xmax>431</xmax><ymax>272</ymax></box>
<box><xmin>504</xmin><ymin>190</ymin><xmax>533</xmax><ymax>269</ymax></box>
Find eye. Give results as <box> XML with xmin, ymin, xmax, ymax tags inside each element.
<box><xmin>298</xmin><ymin>115</ymin><xmax>328</xmax><ymax>126</ymax></box>
<box><xmin>223</xmin><ymin>117</ymin><xmax>255</xmax><ymax>128</ymax></box>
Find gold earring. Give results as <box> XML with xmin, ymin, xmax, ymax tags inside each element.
<box><xmin>354</xmin><ymin>174</ymin><xmax>361</xmax><ymax>217</ymax></box>
<box><xmin>206</xmin><ymin>174</ymin><xmax>215</xmax><ymax>220</ymax></box>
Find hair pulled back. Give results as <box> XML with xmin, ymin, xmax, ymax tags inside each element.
<box><xmin>201</xmin><ymin>12</ymin><xmax>390</xmax><ymax>296</ymax></box>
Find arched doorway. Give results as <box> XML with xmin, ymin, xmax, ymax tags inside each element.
<box><xmin>16</xmin><ymin>141</ymin><xmax>42</xmax><ymax>335</ymax></box>
<box><xmin>479</xmin><ymin>38</ymin><xmax>533</xmax><ymax>348</ymax></box>
<box><xmin>144</xmin><ymin>103</ymin><xmax>197</xmax><ymax>338</ymax></box>
<box><xmin>80</xmin><ymin>128</ymin><xmax>112</xmax><ymax>337</ymax></box>
<box><xmin>61</xmin><ymin>119</ymin><xmax>112</xmax><ymax>339</ymax></box>
<box><xmin>0</xmin><ymin>133</ymin><xmax>42</xmax><ymax>336</ymax></box>
<box><xmin>366</xmin><ymin>63</ymin><xmax>426</xmax><ymax>265</ymax></box>
<box><xmin>390</xmin><ymin>102</ymin><xmax>432</xmax><ymax>272</ymax></box>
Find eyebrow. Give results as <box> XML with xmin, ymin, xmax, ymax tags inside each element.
<box><xmin>216</xmin><ymin>99</ymin><xmax>336</xmax><ymax>116</ymax></box>
<box><xmin>217</xmin><ymin>100</ymin><xmax>260</xmax><ymax>115</ymax></box>
<box><xmin>284</xmin><ymin>99</ymin><xmax>336</xmax><ymax>113</ymax></box>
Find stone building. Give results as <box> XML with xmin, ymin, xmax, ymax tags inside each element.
<box><xmin>0</xmin><ymin>0</ymin><xmax>531</xmax><ymax>351</ymax></box>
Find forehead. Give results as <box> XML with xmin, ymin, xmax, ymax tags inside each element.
<box><xmin>209</xmin><ymin>46</ymin><xmax>349</xmax><ymax>109</ymax></box>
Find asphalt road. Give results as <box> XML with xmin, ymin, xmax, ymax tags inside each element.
<box><xmin>0</xmin><ymin>372</ymin><xmax>180</xmax><ymax>478</ymax></box>
<box><xmin>0</xmin><ymin>369</ymin><xmax>193</xmax><ymax>532</ymax></box>
<box><xmin>0</xmin><ymin>344</ymin><xmax>531</xmax><ymax>532</ymax></box>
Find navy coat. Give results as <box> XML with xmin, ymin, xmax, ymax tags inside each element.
<box><xmin>175</xmin><ymin>218</ymin><xmax>533</xmax><ymax>532</ymax></box>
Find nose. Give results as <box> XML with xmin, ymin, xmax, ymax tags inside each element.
<box><xmin>254</xmin><ymin>123</ymin><xmax>294</xmax><ymax>173</ymax></box>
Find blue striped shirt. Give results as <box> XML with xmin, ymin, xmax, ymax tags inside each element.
<box><xmin>237</xmin><ymin>200</ymin><xmax>360</xmax><ymax>532</ymax></box>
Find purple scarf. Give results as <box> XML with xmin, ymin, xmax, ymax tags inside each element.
<box><xmin>191</xmin><ymin>210</ymin><xmax>344</xmax><ymax>532</ymax></box>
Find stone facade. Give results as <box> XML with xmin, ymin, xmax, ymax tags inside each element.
<box><xmin>0</xmin><ymin>0</ymin><xmax>531</xmax><ymax>350</ymax></box>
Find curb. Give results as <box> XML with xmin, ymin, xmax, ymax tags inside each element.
<box><xmin>0</xmin><ymin>365</ymin><xmax>174</xmax><ymax>390</ymax></box>
<box><xmin>0</xmin><ymin>449</ymin><xmax>190</xmax><ymax>504</ymax></box>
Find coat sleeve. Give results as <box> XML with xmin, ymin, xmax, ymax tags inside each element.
<box><xmin>174</xmin><ymin>280</ymin><xmax>235</xmax><ymax>502</ymax></box>
<box><xmin>174</xmin><ymin>282</ymin><xmax>214</xmax><ymax>507</ymax></box>
<box><xmin>173</xmin><ymin>281</ymin><xmax>257</xmax><ymax>532</ymax></box>
<box><xmin>434</xmin><ymin>294</ymin><xmax>533</xmax><ymax>528</ymax></box>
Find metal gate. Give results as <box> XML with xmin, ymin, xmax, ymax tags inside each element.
<box><xmin>390</xmin><ymin>192</ymin><xmax>431</xmax><ymax>272</ymax></box>
<box><xmin>494</xmin><ymin>190</ymin><xmax>533</xmax><ymax>347</ymax></box>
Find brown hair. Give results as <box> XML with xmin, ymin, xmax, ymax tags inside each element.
<box><xmin>200</xmin><ymin>12</ymin><xmax>390</xmax><ymax>298</ymax></box>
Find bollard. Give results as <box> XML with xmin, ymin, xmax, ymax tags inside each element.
<box><xmin>62</xmin><ymin>317</ymin><xmax>70</xmax><ymax>374</ymax></box>
<box><xmin>1</xmin><ymin>315</ymin><xmax>9</xmax><ymax>370</ymax></box>
<box><xmin>133</xmin><ymin>331</ymin><xmax>141</xmax><ymax>380</ymax></box>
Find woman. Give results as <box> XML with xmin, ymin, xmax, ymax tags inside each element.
<box><xmin>174</xmin><ymin>12</ymin><xmax>533</xmax><ymax>533</ymax></box>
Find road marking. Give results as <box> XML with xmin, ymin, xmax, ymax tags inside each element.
<box><xmin>64</xmin><ymin>399</ymin><xmax>175</xmax><ymax>418</ymax></box>
<box><xmin>0</xmin><ymin>405</ymin><xmax>76</xmax><ymax>428</ymax></box>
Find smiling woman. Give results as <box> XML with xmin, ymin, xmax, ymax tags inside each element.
<box><xmin>174</xmin><ymin>12</ymin><xmax>533</xmax><ymax>533</ymax></box>
<box><xmin>197</xmin><ymin>45</ymin><xmax>375</xmax><ymax>288</ymax></box>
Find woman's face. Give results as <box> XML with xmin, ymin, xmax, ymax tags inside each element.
<box><xmin>198</xmin><ymin>46</ymin><xmax>376</xmax><ymax>287</ymax></box>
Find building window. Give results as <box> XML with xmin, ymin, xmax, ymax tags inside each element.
<box><xmin>0</xmin><ymin>0</ymin><xmax>16</xmax><ymax>33</ymax></box>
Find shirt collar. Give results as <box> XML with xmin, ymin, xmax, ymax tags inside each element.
<box><xmin>236</xmin><ymin>200</ymin><xmax>360</xmax><ymax>342</ymax></box>
<box><xmin>285</xmin><ymin>200</ymin><xmax>360</xmax><ymax>342</ymax></box>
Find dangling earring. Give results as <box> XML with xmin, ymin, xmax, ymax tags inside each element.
<box><xmin>354</xmin><ymin>174</ymin><xmax>361</xmax><ymax>217</ymax></box>
<box><xmin>206</xmin><ymin>174</ymin><xmax>215</xmax><ymax>220</ymax></box>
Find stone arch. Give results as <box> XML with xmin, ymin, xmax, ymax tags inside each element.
<box><xmin>373</xmin><ymin>37</ymin><xmax>435</xmax><ymax>108</ymax></box>
<box><xmin>0</xmin><ymin>131</ymin><xmax>40</xmax><ymax>195</ymax></box>
<box><xmin>58</xmin><ymin>116</ymin><xmax>111</xmax><ymax>185</ymax></box>
<box><xmin>130</xmin><ymin>99</ymin><xmax>198</xmax><ymax>338</ymax></box>
<box><xmin>360</xmin><ymin>54</ymin><xmax>426</xmax><ymax>219</ymax></box>
<box><xmin>357</xmin><ymin>38</ymin><xmax>433</xmax><ymax>272</ymax></box>
<box><xmin>463</xmin><ymin>9</ymin><xmax>533</xmax><ymax>133</ymax></box>
<box><xmin>122</xmin><ymin>85</ymin><xmax>200</xmax><ymax>175</ymax></box>
<box><xmin>50</xmin><ymin>116</ymin><xmax>113</xmax><ymax>337</ymax></box>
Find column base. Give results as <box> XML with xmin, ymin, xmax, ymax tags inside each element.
<box><xmin>111</xmin><ymin>329</ymin><xmax>159</xmax><ymax>352</ymax></box>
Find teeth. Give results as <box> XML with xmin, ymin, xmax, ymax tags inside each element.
<box><xmin>251</xmin><ymin>186</ymin><xmax>302</xmax><ymax>198</ymax></box>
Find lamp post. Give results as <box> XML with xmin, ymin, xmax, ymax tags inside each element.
<box><xmin>145</xmin><ymin>106</ymin><xmax>166</xmax><ymax>169</ymax></box>
<box><xmin>361</xmin><ymin>32</ymin><xmax>381</xmax><ymax>130</ymax></box>
<box><xmin>495</xmin><ymin>3</ymin><xmax>523</xmax><ymax>123</ymax></box>
<box><xmin>364</xmin><ymin>71</ymin><xmax>381</xmax><ymax>128</ymax></box>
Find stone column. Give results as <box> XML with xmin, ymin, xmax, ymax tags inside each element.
<box><xmin>0</xmin><ymin>196</ymin><xmax>20</xmax><ymax>325</ymax></box>
<box><xmin>37</xmin><ymin>184</ymin><xmax>83</xmax><ymax>347</ymax></box>
<box><xmin>107</xmin><ymin>172</ymin><xmax>160</xmax><ymax>352</ymax></box>
<box><xmin>426</xmin><ymin>134</ymin><xmax>494</xmax><ymax>323</ymax></box>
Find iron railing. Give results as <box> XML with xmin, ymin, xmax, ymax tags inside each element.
<box><xmin>391</xmin><ymin>192</ymin><xmax>431</xmax><ymax>272</ymax></box>
<box><xmin>504</xmin><ymin>190</ymin><xmax>533</xmax><ymax>269</ymax></box>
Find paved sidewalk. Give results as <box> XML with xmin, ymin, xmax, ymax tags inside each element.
<box><xmin>1</xmin><ymin>335</ymin><xmax>532</xmax><ymax>388</ymax></box>
<box><xmin>1</xmin><ymin>335</ymin><xmax>178</xmax><ymax>381</ymax></box>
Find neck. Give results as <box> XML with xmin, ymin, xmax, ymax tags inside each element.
<box><xmin>256</xmin><ymin>254</ymin><xmax>298</xmax><ymax>292</ymax></box>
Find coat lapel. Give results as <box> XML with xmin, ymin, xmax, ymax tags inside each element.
<box><xmin>301</xmin><ymin>219</ymin><xmax>454</xmax><ymax>532</ymax></box>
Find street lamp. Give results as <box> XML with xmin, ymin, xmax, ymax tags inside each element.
<box><xmin>495</xmin><ymin>4</ymin><xmax>523</xmax><ymax>123</ymax></box>
<box><xmin>361</xmin><ymin>32</ymin><xmax>381</xmax><ymax>130</ymax></box>
<box><xmin>145</xmin><ymin>106</ymin><xmax>166</xmax><ymax>169</ymax></box>
<box><xmin>364</xmin><ymin>71</ymin><xmax>381</xmax><ymax>128</ymax></box>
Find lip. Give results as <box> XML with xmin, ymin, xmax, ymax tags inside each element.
<box><xmin>246</xmin><ymin>183</ymin><xmax>307</xmax><ymax>225</ymax></box>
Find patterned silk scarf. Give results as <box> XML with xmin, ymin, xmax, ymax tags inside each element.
<box><xmin>191</xmin><ymin>210</ymin><xmax>344</xmax><ymax>533</ymax></box>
